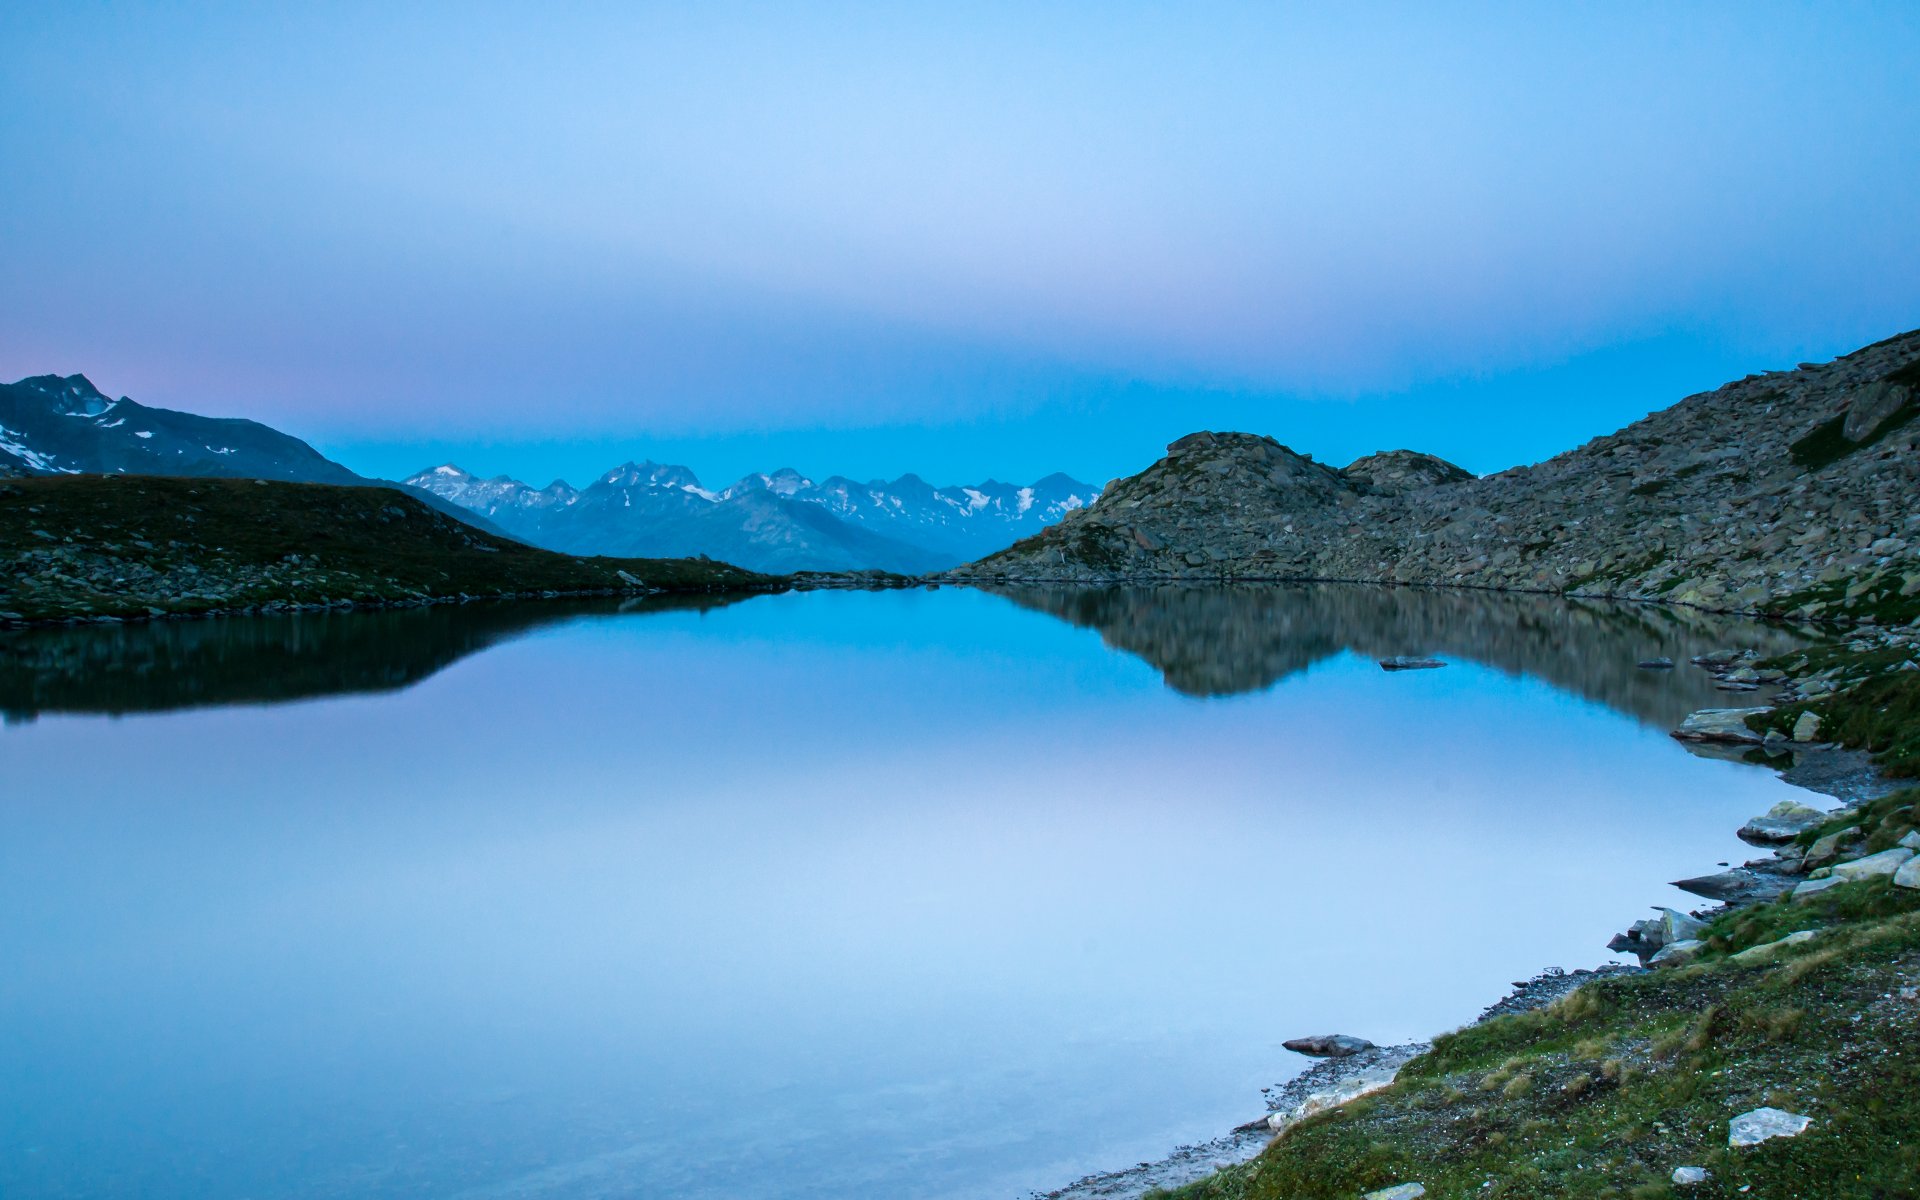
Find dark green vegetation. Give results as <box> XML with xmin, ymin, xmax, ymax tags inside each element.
<box><xmin>0</xmin><ymin>474</ymin><xmax>781</xmax><ymax>623</ymax></box>
<box><xmin>1152</xmin><ymin>631</ymin><xmax>1920</xmax><ymax>1199</ymax></box>
<box><xmin>1751</xmin><ymin>643</ymin><xmax>1920</xmax><ymax>778</ymax></box>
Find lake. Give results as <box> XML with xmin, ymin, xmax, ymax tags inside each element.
<box><xmin>0</xmin><ymin>584</ymin><xmax>1820</xmax><ymax>1199</ymax></box>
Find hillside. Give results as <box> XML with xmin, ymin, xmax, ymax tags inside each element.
<box><xmin>0</xmin><ymin>373</ymin><xmax>512</xmax><ymax>534</ymax></box>
<box><xmin>0</xmin><ymin>475</ymin><xmax>778</xmax><ymax>624</ymax></box>
<box><xmin>957</xmin><ymin>330</ymin><xmax>1920</xmax><ymax>624</ymax></box>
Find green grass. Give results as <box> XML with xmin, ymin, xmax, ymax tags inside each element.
<box><xmin>1149</xmin><ymin>896</ymin><xmax>1920</xmax><ymax>1199</ymax></box>
<box><xmin>0</xmin><ymin>474</ymin><xmax>783</xmax><ymax>622</ymax></box>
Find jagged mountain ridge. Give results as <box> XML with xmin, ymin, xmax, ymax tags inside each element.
<box><xmin>0</xmin><ymin>374</ymin><xmax>510</xmax><ymax>535</ymax></box>
<box><xmin>956</xmin><ymin>329</ymin><xmax>1920</xmax><ymax>623</ymax></box>
<box><xmin>407</xmin><ymin>460</ymin><xmax>1098</xmax><ymax>574</ymax></box>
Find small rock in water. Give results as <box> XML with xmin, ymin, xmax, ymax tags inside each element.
<box><xmin>1365</xmin><ymin>1186</ymin><xmax>1427</xmax><ymax>1200</ymax></box>
<box><xmin>1282</xmin><ymin>1034</ymin><xmax>1375</xmax><ymax>1058</ymax></box>
<box><xmin>1673</xmin><ymin>868</ymin><xmax>1790</xmax><ymax>903</ymax></box>
<box><xmin>1729</xmin><ymin>1106</ymin><xmax>1813</xmax><ymax>1147</ymax></box>
<box><xmin>1671</xmin><ymin>707</ymin><xmax>1769</xmax><ymax>744</ymax></box>
<box><xmin>1638</xmin><ymin>656</ymin><xmax>1675</xmax><ymax>669</ymax></box>
<box><xmin>1737</xmin><ymin>801</ymin><xmax>1830</xmax><ymax>845</ymax></box>
<box><xmin>1379</xmin><ymin>656</ymin><xmax>1446</xmax><ymax>671</ymax></box>
<box><xmin>1672</xmin><ymin>1165</ymin><xmax>1710</xmax><ymax>1185</ymax></box>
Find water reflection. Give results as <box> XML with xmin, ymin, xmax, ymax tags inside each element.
<box><xmin>0</xmin><ymin>596</ymin><xmax>748</xmax><ymax>722</ymax></box>
<box><xmin>1</xmin><ymin>584</ymin><xmax>1810</xmax><ymax>727</ymax></box>
<box><xmin>988</xmin><ymin>583</ymin><xmax>1811</xmax><ymax>724</ymax></box>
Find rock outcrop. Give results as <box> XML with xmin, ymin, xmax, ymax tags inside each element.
<box><xmin>953</xmin><ymin>331</ymin><xmax>1920</xmax><ymax>623</ymax></box>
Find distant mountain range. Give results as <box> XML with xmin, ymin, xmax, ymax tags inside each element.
<box><xmin>405</xmin><ymin>461</ymin><xmax>1098</xmax><ymax>574</ymax></box>
<box><xmin>0</xmin><ymin>372</ymin><xmax>1096</xmax><ymax>573</ymax></box>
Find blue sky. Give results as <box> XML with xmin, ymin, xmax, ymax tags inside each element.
<box><xmin>3</xmin><ymin>3</ymin><xmax>1917</xmax><ymax>489</ymax></box>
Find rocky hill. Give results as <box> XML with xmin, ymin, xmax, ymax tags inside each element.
<box><xmin>0</xmin><ymin>475</ymin><xmax>779</xmax><ymax>625</ymax></box>
<box><xmin>955</xmin><ymin>330</ymin><xmax>1920</xmax><ymax>623</ymax></box>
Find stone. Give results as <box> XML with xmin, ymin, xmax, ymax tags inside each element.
<box><xmin>1792</xmin><ymin>876</ymin><xmax>1847</xmax><ymax>902</ymax></box>
<box><xmin>1364</xmin><ymin>1186</ymin><xmax>1426</xmax><ymax>1200</ymax></box>
<box><xmin>1638</xmin><ymin>657</ymin><xmax>1675</xmax><ymax>669</ymax></box>
<box><xmin>1806</xmin><ymin>827</ymin><xmax>1862</xmax><ymax>868</ymax></box>
<box><xmin>1730</xmin><ymin>930</ymin><xmax>1817</xmax><ymax>966</ymax></box>
<box><xmin>1282</xmin><ymin>1034</ymin><xmax>1375</xmax><ymax>1058</ymax></box>
<box><xmin>1658</xmin><ymin>907</ymin><xmax>1708</xmax><ymax>943</ymax></box>
<box><xmin>1673</xmin><ymin>869</ymin><xmax>1791</xmax><ymax>904</ymax></box>
<box><xmin>1895</xmin><ymin>858</ymin><xmax>1920</xmax><ymax>890</ymax></box>
<box><xmin>1899</xmin><ymin>830</ymin><xmax>1920</xmax><ymax>851</ymax></box>
<box><xmin>1729</xmin><ymin>1106</ymin><xmax>1813</xmax><ymax>1147</ymax></box>
<box><xmin>1737</xmin><ymin>801</ymin><xmax>1830</xmax><ymax>845</ymax></box>
<box><xmin>1378</xmin><ymin>656</ymin><xmax>1446</xmax><ymax>670</ymax></box>
<box><xmin>1672</xmin><ymin>1166</ymin><xmax>1710</xmax><ymax>1186</ymax></box>
<box><xmin>1672</xmin><ymin>708</ymin><xmax>1769</xmax><ymax>744</ymax></box>
<box><xmin>1792</xmin><ymin>711</ymin><xmax>1823</xmax><ymax>742</ymax></box>
<box><xmin>1649</xmin><ymin>939</ymin><xmax>1707</xmax><ymax>968</ymax></box>
<box><xmin>1830</xmin><ymin>847</ymin><xmax>1916</xmax><ymax>882</ymax></box>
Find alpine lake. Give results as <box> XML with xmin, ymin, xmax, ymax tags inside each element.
<box><xmin>0</xmin><ymin>583</ymin><xmax>1825</xmax><ymax>1200</ymax></box>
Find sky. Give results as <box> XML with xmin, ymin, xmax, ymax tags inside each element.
<box><xmin>3</xmin><ymin>2</ymin><xmax>1918</xmax><ymax>490</ymax></box>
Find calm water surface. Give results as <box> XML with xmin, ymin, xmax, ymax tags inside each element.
<box><xmin>0</xmin><ymin>585</ymin><xmax>1818</xmax><ymax>1199</ymax></box>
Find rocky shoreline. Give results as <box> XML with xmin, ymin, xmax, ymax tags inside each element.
<box><xmin>1028</xmin><ymin>624</ymin><xmax>1919</xmax><ymax>1199</ymax></box>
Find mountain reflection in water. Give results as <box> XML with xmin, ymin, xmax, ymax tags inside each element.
<box><xmin>1</xmin><ymin>583</ymin><xmax>1811</xmax><ymax>725</ymax></box>
<box><xmin>986</xmin><ymin>583</ymin><xmax>1812</xmax><ymax>725</ymax></box>
<box><xmin>0</xmin><ymin>595</ymin><xmax>750</xmax><ymax>722</ymax></box>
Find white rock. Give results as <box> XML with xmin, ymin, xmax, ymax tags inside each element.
<box><xmin>1649</xmin><ymin>939</ymin><xmax>1707</xmax><ymax>968</ymax></box>
<box><xmin>1673</xmin><ymin>1165</ymin><xmax>1710</xmax><ymax>1185</ymax></box>
<box><xmin>1672</xmin><ymin>707</ymin><xmax>1770</xmax><ymax>744</ymax></box>
<box><xmin>1791</xmin><ymin>711</ymin><xmax>1822</xmax><ymax>742</ymax></box>
<box><xmin>1895</xmin><ymin>857</ymin><xmax>1920</xmax><ymax>890</ymax></box>
<box><xmin>1793</xmin><ymin>877</ymin><xmax>1847</xmax><ymax>902</ymax></box>
<box><xmin>1365</xmin><ymin>1186</ymin><xmax>1427</xmax><ymax>1200</ymax></box>
<box><xmin>1730</xmin><ymin>930</ymin><xmax>1817</xmax><ymax>965</ymax></box>
<box><xmin>1830</xmin><ymin>847</ymin><xmax>1916</xmax><ymax>882</ymax></box>
<box><xmin>1900</xmin><ymin>829</ymin><xmax>1920</xmax><ymax>851</ymax></box>
<box><xmin>1729</xmin><ymin>1106</ymin><xmax>1813</xmax><ymax>1147</ymax></box>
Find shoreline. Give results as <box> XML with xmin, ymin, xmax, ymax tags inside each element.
<box><xmin>1025</xmin><ymin>653</ymin><xmax>1905</xmax><ymax>1200</ymax></box>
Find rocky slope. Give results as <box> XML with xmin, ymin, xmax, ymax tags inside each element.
<box><xmin>0</xmin><ymin>475</ymin><xmax>780</xmax><ymax>625</ymax></box>
<box><xmin>957</xmin><ymin>331</ymin><xmax>1920</xmax><ymax>624</ymax></box>
<box><xmin>407</xmin><ymin>461</ymin><xmax>1097</xmax><ymax>574</ymax></box>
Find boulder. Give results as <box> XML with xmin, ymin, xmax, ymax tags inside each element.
<box><xmin>1831</xmin><ymin>847</ymin><xmax>1916</xmax><ymax>882</ymax></box>
<box><xmin>1658</xmin><ymin>907</ymin><xmax>1708</xmax><ymax>943</ymax></box>
<box><xmin>1649</xmin><ymin>939</ymin><xmax>1707</xmax><ymax>968</ymax></box>
<box><xmin>1896</xmin><ymin>857</ymin><xmax>1920</xmax><ymax>890</ymax></box>
<box><xmin>1806</xmin><ymin>827</ymin><xmax>1863</xmax><ymax>868</ymax></box>
<box><xmin>1639</xmin><ymin>657</ymin><xmax>1675</xmax><ymax>669</ymax></box>
<box><xmin>1792</xmin><ymin>711</ymin><xmax>1823</xmax><ymax>742</ymax></box>
<box><xmin>1672</xmin><ymin>707</ymin><xmax>1770</xmax><ymax>744</ymax></box>
<box><xmin>1793</xmin><ymin>876</ymin><xmax>1848</xmax><ymax>902</ymax></box>
<box><xmin>1737</xmin><ymin>801</ymin><xmax>1830</xmax><ymax>845</ymax></box>
<box><xmin>1673</xmin><ymin>869</ymin><xmax>1792</xmax><ymax>904</ymax></box>
<box><xmin>1378</xmin><ymin>656</ymin><xmax>1446</xmax><ymax>671</ymax></box>
<box><xmin>1672</xmin><ymin>1166</ymin><xmax>1710</xmax><ymax>1186</ymax></box>
<box><xmin>1364</xmin><ymin>1186</ymin><xmax>1427</xmax><ymax>1200</ymax></box>
<box><xmin>1899</xmin><ymin>830</ymin><xmax>1920</xmax><ymax>851</ymax></box>
<box><xmin>1729</xmin><ymin>1106</ymin><xmax>1813</xmax><ymax>1147</ymax></box>
<box><xmin>1282</xmin><ymin>1034</ymin><xmax>1375</xmax><ymax>1058</ymax></box>
<box><xmin>1729</xmin><ymin>930</ymin><xmax>1817</xmax><ymax>966</ymax></box>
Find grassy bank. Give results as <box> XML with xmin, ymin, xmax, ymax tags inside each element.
<box><xmin>0</xmin><ymin>474</ymin><xmax>782</xmax><ymax>622</ymax></box>
<box><xmin>1150</xmin><ymin>625</ymin><xmax>1920</xmax><ymax>1199</ymax></box>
